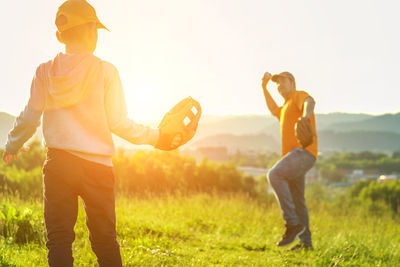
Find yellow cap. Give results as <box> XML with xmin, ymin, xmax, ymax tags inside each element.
<box><xmin>55</xmin><ymin>0</ymin><xmax>109</xmax><ymax>32</ymax></box>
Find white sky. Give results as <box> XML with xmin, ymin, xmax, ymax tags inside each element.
<box><xmin>1</xmin><ymin>0</ymin><xmax>399</xmax><ymax>122</ymax></box>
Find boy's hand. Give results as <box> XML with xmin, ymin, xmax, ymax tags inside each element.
<box><xmin>171</xmin><ymin>134</ymin><xmax>182</xmax><ymax>148</ymax></box>
<box><xmin>155</xmin><ymin>97</ymin><xmax>201</xmax><ymax>151</ymax></box>
<box><xmin>2</xmin><ymin>147</ymin><xmax>30</xmax><ymax>164</ymax></box>
<box><xmin>2</xmin><ymin>152</ymin><xmax>16</xmax><ymax>164</ymax></box>
<box><xmin>155</xmin><ymin>131</ymin><xmax>182</xmax><ymax>151</ymax></box>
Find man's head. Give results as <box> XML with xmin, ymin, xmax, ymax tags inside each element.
<box><xmin>271</xmin><ymin>72</ymin><xmax>296</xmax><ymax>99</ymax></box>
<box><xmin>55</xmin><ymin>0</ymin><xmax>108</xmax><ymax>53</ymax></box>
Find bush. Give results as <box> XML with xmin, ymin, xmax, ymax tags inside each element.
<box><xmin>317</xmin><ymin>151</ymin><xmax>400</xmax><ymax>176</ymax></box>
<box><xmin>348</xmin><ymin>180</ymin><xmax>374</xmax><ymax>198</ymax></box>
<box><xmin>0</xmin><ymin>144</ymin><xmax>262</xmax><ymax>198</ymax></box>
<box><xmin>0</xmin><ymin>165</ymin><xmax>43</xmax><ymax>199</ymax></box>
<box><xmin>229</xmin><ymin>151</ymin><xmax>280</xmax><ymax>168</ymax></box>
<box><xmin>359</xmin><ymin>181</ymin><xmax>400</xmax><ymax>213</ymax></box>
<box><xmin>113</xmin><ymin>150</ymin><xmax>259</xmax><ymax>196</ymax></box>
<box><xmin>0</xmin><ymin>202</ymin><xmax>44</xmax><ymax>244</ymax></box>
<box><xmin>349</xmin><ymin>180</ymin><xmax>400</xmax><ymax>214</ymax></box>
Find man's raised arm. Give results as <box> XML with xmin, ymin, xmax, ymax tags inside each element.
<box><xmin>261</xmin><ymin>72</ymin><xmax>279</xmax><ymax>116</ymax></box>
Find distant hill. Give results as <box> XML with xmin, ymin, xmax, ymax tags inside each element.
<box><xmin>189</xmin><ymin>113</ymin><xmax>400</xmax><ymax>154</ymax></box>
<box><xmin>195</xmin><ymin>115</ymin><xmax>275</xmax><ymax>140</ymax></box>
<box><xmin>196</xmin><ymin>113</ymin><xmax>374</xmax><ymax>141</ymax></box>
<box><xmin>1</xmin><ymin>111</ymin><xmax>400</xmax><ymax>153</ymax></box>
<box><xmin>315</xmin><ymin>113</ymin><xmax>373</xmax><ymax>130</ymax></box>
<box><xmin>328</xmin><ymin>113</ymin><xmax>400</xmax><ymax>133</ymax></box>
<box><xmin>192</xmin><ymin>130</ymin><xmax>400</xmax><ymax>155</ymax></box>
<box><xmin>319</xmin><ymin>130</ymin><xmax>400</xmax><ymax>153</ymax></box>
<box><xmin>192</xmin><ymin>133</ymin><xmax>280</xmax><ymax>153</ymax></box>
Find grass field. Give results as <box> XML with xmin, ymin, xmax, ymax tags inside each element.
<box><xmin>1</xmin><ymin>192</ymin><xmax>400</xmax><ymax>267</ymax></box>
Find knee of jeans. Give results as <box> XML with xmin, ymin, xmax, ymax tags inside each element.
<box><xmin>90</xmin><ymin>236</ymin><xmax>120</xmax><ymax>253</ymax></box>
<box><xmin>293</xmin><ymin>197</ymin><xmax>307</xmax><ymax>208</ymax></box>
<box><xmin>267</xmin><ymin>168</ymin><xmax>279</xmax><ymax>185</ymax></box>
<box><xmin>89</xmin><ymin>229</ymin><xmax>117</xmax><ymax>243</ymax></box>
<box><xmin>46</xmin><ymin>231</ymin><xmax>75</xmax><ymax>247</ymax></box>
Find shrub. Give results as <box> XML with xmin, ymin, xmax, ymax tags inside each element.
<box><xmin>0</xmin><ymin>144</ymin><xmax>262</xmax><ymax>198</ymax></box>
<box><xmin>0</xmin><ymin>165</ymin><xmax>43</xmax><ymax>199</ymax></box>
<box><xmin>113</xmin><ymin>150</ymin><xmax>259</xmax><ymax>196</ymax></box>
<box><xmin>348</xmin><ymin>180</ymin><xmax>374</xmax><ymax>198</ymax></box>
<box><xmin>359</xmin><ymin>181</ymin><xmax>400</xmax><ymax>213</ymax></box>
<box><xmin>349</xmin><ymin>180</ymin><xmax>400</xmax><ymax>214</ymax></box>
<box><xmin>0</xmin><ymin>202</ymin><xmax>44</xmax><ymax>244</ymax></box>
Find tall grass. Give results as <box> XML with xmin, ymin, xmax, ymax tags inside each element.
<box><xmin>1</xmin><ymin>192</ymin><xmax>399</xmax><ymax>266</ymax></box>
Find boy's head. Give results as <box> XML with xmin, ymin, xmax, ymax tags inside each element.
<box><xmin>55</xmin><ymin>0</ymin><xmax>108</xmax><ymax>53</ymax></box>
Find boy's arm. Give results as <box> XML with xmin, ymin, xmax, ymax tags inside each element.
<box><xmin>5</xmin><ymin>106</ymin><xmax>42</xmax><ymax>155</ymax></box>
<box><xmin>4</xmin><ymin>66</ymin><xmax>45</xmax><ymax>158</ymax></box>
<box><xmin>104</xmin><ymin>65</ymin><xmax>159</xmax><ymax>146</ymax></box>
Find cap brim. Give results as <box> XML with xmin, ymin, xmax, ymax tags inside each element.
<box><xmin>97</xmin><ymin>22</ymin><xmax>109</xmax><ymax>31</ymax></box>
<box><xmin>271</xmin><ymin>74</ymin><xmax>281</xmax><ymax>82</ymax></box>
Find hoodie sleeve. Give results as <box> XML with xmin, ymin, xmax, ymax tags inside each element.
<box><xmin>104</xmin><ymin>63</ymin><xmax>159</xmax><ymax>146</ymax></box>
<box><xmin>5</xmin><ymin>65</ymin><xmax>45</xmax><ymax>154</ymax></box>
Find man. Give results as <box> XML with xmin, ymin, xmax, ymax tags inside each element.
<box><xmin>2</xmin><ymin>0</ymin><xmax>180</xmax><ymax>266</ymax></box>
<box><xmin>262</xmin><ymin>71</ymin><xmax>317</xmax><ymax>250</ymax></box>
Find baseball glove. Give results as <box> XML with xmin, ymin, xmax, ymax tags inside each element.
<box><xmin>295</xmin><ymin>117</ymin><xmax>314</xmax><ymax>148</ymax></box>
<box><xmin>155</xmin><ymin>97</ymin><xmax>202</xmax><ymax>151</ymax></box>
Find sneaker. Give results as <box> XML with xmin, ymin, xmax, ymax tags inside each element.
<box><xmin>289</xmin><ymin>243</ymin><xmax>314</xmax><ymax>251</ymax></box>
<box><xmin>277</xmin><ymin>224</ymin><xmax>305</xmax><ymax>247</ymax></box>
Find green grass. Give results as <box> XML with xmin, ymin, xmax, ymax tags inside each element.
<box><xmin>1</xmin><ymin>194</ymin><xmax>400</xmax><ymax>266</ymax></box>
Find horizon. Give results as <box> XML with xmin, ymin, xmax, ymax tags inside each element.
<box><xmin>1</xmin><ymin>0</ymin><xmax>400</xmax><ymax>122</ymax></box>
<box><xmin>1</xmin><ymin>109</ymin><xmax>398</xmax><ymax>125</ymax></box>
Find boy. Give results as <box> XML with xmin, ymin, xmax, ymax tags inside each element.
<box><xmin>3</xmin><ymin>0</ymin><xmax>180</xmax><ymax>265</ymax></box>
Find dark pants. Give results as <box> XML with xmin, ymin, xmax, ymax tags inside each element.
<box><xmin>43</xmin><ymin>149</ymin><xmax>122</xmax><ymax>267</ymax></box>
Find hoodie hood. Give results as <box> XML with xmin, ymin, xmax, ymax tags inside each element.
<box><xmin>47</xmin><ymin>53</ymin><xmax>103</xmax><ymax>109</ymax></box>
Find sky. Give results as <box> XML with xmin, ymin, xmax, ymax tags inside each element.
<box><xmin>1</xmin><ymin>0</ymin><xmax>399</xmax><ymax>122</ymax></box>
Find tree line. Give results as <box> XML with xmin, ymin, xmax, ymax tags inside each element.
<box><xmin>0</xmin><ymin>141</ymin><xmax>261</xmax><ymax>199</ymax></box>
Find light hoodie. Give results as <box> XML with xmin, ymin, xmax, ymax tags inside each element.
<box><xmin>5</xmin><ymin>53</ymin><xmax>159</xmax><ymax>166</ymax></box>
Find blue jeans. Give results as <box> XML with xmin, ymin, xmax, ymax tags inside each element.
<box><xmin>267</xmin><ymin>148</ymin><xmax>316</xmax><ymax>245</ymax></box>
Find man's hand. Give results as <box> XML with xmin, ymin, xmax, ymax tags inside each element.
<box><xmin>262</xmin><ymin>72</ymin><xmax>272</xmax><ymax>89</ymax></box>
<box><xmin>261</xmin><ymin>72</ymin><xmax>279</xmax><ymax>116</ymax></box>
<box><xmin>2</xmin><ymin>147</ymin><xmax>30</xmax><ymax>164</ymax></box>
<box><xmin>295</xmin><ymin>117</ymin><xmax>314</xmax><ymax>148</ymax></box>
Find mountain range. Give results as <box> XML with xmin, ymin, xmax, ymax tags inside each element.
<box><xmin>1</xmin><ymin>111</ymin><xmax>400</xmax><ymax>154</ymax></box>
<box><xmin>189</xmin><ymin>112</ymin><xmax>400</xmax><ymax>154</ymax></box>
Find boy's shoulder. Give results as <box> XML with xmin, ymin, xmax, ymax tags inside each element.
<box><xmin>101</xmin><ymin>60</ymin><xmax>121</xmax><ymax>86</ymax></box>
<box><xmin>35</xmin><ymin>54</ymin><xmax>120</xmax><ymax>78</ymax></box>
<box><xmin>101</xmin><ymin>59</ymin><xmax>119</xmax><ymax>75</ymax></box>
<box><xmin>33</xmin><ymin>59</ymin><xmax>53</xmax><ymax>81</ymax></box>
